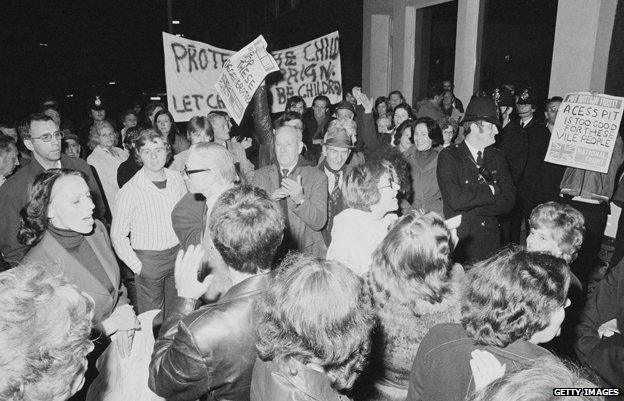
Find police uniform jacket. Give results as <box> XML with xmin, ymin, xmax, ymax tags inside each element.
<box><xmin>436</xmin><ymin>141</ymin><xmax>515</xmax><ymax>263</ymax></box>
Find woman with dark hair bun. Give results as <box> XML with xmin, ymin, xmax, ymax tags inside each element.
<box><xmin>251</xmin><ymin>253</ymin><xmax>375</xmax><ymax>401</ymax></box>
<box><xmin>403</xmin><ymin>117</ymin><xmax>444</xmax><ymax>216</ymax></box>
<box><xmin>19</xmin><ymin>169</ymin><xmax>140</xmax><ymax>355</ymax></box>
<box><xmin>361</xmin><ymin>211</ymin><xmax>463</xmax><ymax>401</ymax></box>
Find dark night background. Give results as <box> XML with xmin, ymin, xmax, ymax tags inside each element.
<box><xmin>0</xmin><ymin>0</ymin><xmax>363</xmax><ymax>124</ymax></box>
<box><xmin>1</xmin><ymin>0</ymin><xmax>623</xmax><ymax>126</ymax></box>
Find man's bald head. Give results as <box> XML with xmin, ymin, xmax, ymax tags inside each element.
<box><xmin>274</xmin><ymin>125</ymin><xmax>304</xmax><ymax>168</ymax></box>
<box><xmin>186</xmin><ymin>142</ymin><xmax>238</xmax><ymax>183</ymax></box>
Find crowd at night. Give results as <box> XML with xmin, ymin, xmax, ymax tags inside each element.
<box><xmin>1</xmin><ymin>1</ymin><xmax>624</xmax><ymax>400</ymax></box>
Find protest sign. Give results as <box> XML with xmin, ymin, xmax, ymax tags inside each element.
<box><xmin>162</xmin><ymin>31</ymin><xmax>343</xmax><ymax>121</ymax></box>
<box><xmin>162</xmin><ymin>32</ymin><xmax>234</xmax><ymax>122</ymax></box>
<box><xmin>544</xmin><ymin>92</ymin><xmax>624</xmax><ymax>173</ymax></box>
<box><xmin>215</xmin><ymin>36</ymin><xmax>279</xmax><ymax>124</ymax></box>
<box><xmin>269</xmin><ymin>31</ymin><xmax>342</xmax><ymax>113</ymax></box>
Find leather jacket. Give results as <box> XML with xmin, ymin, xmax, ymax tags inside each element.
<box><xmin>251</xmin><ymin>357</ymin><xmax>350</xmax><ymax>401</ymax></box>
<box><xmin>149</xmin><ymin>273</ymin><xmax>269</xmax><ymax>401</ymax></box>
<box><xmin>253</xmin><ymin>83</ymin><xmax>275</xmax><ymax>168</ymax></box>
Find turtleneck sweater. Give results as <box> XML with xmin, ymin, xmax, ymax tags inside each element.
<box><xmin>48</xmin><ymin>224</ymin><xmax>114</xmax><ymax>293</ymax></box>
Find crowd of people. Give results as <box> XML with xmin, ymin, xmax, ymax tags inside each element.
<box><xmin>0</xmin><ymin>76</ymin><xmax>623</xmax><ymax>401</ymax></box>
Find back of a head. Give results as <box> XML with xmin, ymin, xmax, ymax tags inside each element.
<box><xmin>469</xmin><ymin>356</ymin><xmax>603</xmax><ymax>401</ymax></box>
<box><xmin>462</xmin><ymin>247</ymin><xmax>570</xmax><ymax>347</ymax></box>
<box><xmin>369</xmin><ymin>210</ymin><xmax>454</xmax><ymax>308</ymax></box>
<box><xmin>209</xmin><ymin>185</ymin><xmax>284</xmax><ymax>274</ymax></box>
<box><xmin>529</xmin><ymin>202</ymin><xmax>585</xmax><ymax>263</ymax></box>
<box><xmin>187</xmin><ymin>116</ymin><xmax>214</xmax><ymax>141</ymax></box>
<box><xmin>0</xmin><ymin>262</ymin><xmax>94</xmax><ymax>401</ymax></box>
<box><xmin>256</xmin><ymin>253</ymin><xmax>374</xmax><ymax>390</ymax></box>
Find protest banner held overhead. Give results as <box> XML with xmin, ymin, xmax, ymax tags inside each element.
<box><xmin>162</xmin><ymin>31</ymin><xmax>343</xmax><ymax>122</ymax></box>
<box><xmin>269</xmin><ymin>31</ymin><xmax>342</xmax><ymax>113</ymax></box>
<box><xmin>215</xmin><ymin>36</ymin><xmax>280</xmax><ymax>124</ymax></box>
<box><xmin>162</xmin><ymin>32</ymin><xmax>234</xmax><ymax>121</ymax></box>
<box><xmin>544</xmin><ymin>92</ymin><xmax>624</xmax><ymax>173</ymax></box>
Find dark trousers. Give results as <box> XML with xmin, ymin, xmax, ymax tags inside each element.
<box><xmin>561</xmin><ymin>198</ymin><xmax>609</xmax><ymax>290</ymax></box>
<box><xmin>134</xmin><ymin>245</ymin><xmax>179</xmax><ymax>317</ymax></box>
<box><xmin>500</xmin><ymin>201</ymin><xmax>523</xmax><ymax>246</ymax></box>
<box><xmin>610</xmin><ymin>209</ymin><xmax>624</xmax><ymax>268</ymax></box>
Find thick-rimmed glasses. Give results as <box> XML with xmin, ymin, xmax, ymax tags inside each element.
<box><xmin>30</xmin><ymin>131</ymin><xmax>64</xmax><ymax>142</ymax></box>
<box><xmin>184</xmin><ymin>166</ymin><xmax>211</xmax><ymax>176</ymax></box>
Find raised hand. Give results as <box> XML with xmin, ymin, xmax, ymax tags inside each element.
<box><xmin>174</xmin><ymin>245</ymin><xmax>210</xmax><ymax>300</ymax></box>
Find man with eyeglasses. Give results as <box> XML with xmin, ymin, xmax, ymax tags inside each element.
<box><xmin>171</xmin><ymin>143</ymin><xmax>239</xmax><ymax>301</ymax></box>
<box><xmin>0</xmin><ymin>113</ymin><xmax>106</xmax><ymax>270</ymax></box>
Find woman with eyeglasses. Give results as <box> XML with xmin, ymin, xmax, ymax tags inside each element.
<box><xmin>326</xmin><ymin>158</ymin><xmax>400</xmax><ymax>276</ymax></box>
<box><xmin>87</xmin><ymin>120</ymin><xmax>128</xmax><ymax>207</ymax></box>
<box><xmin>110</xmin><ymin>128</ymin><xmax>187</xmax><ymax>316</ymax></box>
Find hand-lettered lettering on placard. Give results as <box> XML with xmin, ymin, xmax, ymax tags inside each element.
<box><xmin>162</xmin><ymin>31</ymin><xmax>342</xmax><ymax>122</ymax></box>
<box><xmin>215</xmin><ymin>36</ymin><xmax>280</xmax><ymax>124</ymax></box>
<box><xmin>544</xmin><ymin>92</ymin><xmax>624</xmax><ymax>173</ymax></box>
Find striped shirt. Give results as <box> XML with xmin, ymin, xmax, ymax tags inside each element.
<box><xmin>111</xmin><ymin>167</ymin><xmax>187</xmax><ymax>272</ymax></box>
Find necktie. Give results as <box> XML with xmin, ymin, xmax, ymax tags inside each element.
<box><xmin>476</xmin><ymin>151</ymin><xmax>483</xmax><ymax>167</ymax></box>
<box><xmin>281</xmin><ymin>169</ymin><xmax>289</xmax><ymax>183</ymax></box>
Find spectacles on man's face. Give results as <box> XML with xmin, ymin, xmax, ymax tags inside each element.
<box><xmin>31</xmin><ymin>131</ymin><xmax>64</xmax><ymax>142</ymax></box>
<box><xmin>548</xmin><ymin>106</ymin><xmax>559</xmax><ymax>113</ymax></box>
<box><xmin>183</xmin><ymin>166</ymin><xmax>211</xmax><ymax>176</ymax></box>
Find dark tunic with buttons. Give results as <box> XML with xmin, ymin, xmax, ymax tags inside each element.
<box><xmin>437</xmin><ymin>141</ymin><xmax>515</xmax><ymax>264</ymax></box>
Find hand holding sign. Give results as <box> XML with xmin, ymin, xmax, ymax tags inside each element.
<box><xmin>215</xmin><ymin>36</ymin><xmax>280</xmax><ymax>125</ymax></box>
<box><xmin>544</xmin><ymin>92</ymin><xmax>624</xmax><ymax>173</ymax></box>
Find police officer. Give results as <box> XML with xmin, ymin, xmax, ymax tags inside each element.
<box><xmin>517</xmin><ymin>88</ymin><xmax>566</xmax><ymax>219</ymax></box>
<box><xmin>437</xmin><ymin>94</ymin><xmax>515</xmax><ymax>264</ymax></box>
<box><xmin>494</xmin><ymin>87</ymin><xmax>527</xmax><ymax>245</ymax></box>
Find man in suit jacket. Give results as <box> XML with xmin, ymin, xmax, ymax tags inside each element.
<box><xmin>0</xmin><ymin>113</ymin><xmax>106</xmax><ymax>269</ymax></box>
<box><xmin>437</xmin><ymin>95</ymin><xmax>515</xmax><ymax>264</ymax></box>
<box><xmin>318</xmin><ymin>123</ymin><xmax>354</xmax><ymax>246</ymax></box>
<box><xmin>303</xmin><ymin>95</ymin><xmax>333</xmax><ymax>165</ymax></box>
<box><xmin>252</xmin><ymin>125</ymin><xmax>328</xmax><ymax>258</ymax></box>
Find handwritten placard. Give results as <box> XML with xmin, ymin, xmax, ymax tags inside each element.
<box><xmin>162</xmin><ymin>31</ymin><xmax>342</xmax><ymax>122</ymax></box>
<box><xmin>269</xmin><ymin>31</ymin><xmax>342</xmax><ymax>113</ymax></box>
<box><xmin>215</xmin><ymin>36</ymin><xmax>279</xmax><ymax>124</ymax></box>
<box><xmin>545</xmin><ymin>92</ymin><xmax>624</xmax><ymax>173</ymax></box>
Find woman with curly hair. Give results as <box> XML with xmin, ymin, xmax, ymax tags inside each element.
<box><xmin>0</xmin><ymin>261</ymin><xmax>95</xmax><ymax>401</ymax></box>
<box><xmin>19</xmin><ymin>169</ymin><xmax>140</xmax><ymax>357</ymax></box>
<box><xmin>251</xmin><ymin>253</ymin><xmax>375</xmax><ymax>401</ymax></box>
<box><xmin>437</xmin><ymin>116</ymin><xmax>460</xmax><ymax>148</ymax></box>
<box><xmin>326</xmin><ymin>158</ymin><xmax>400</xmax><ymax>275</ymax></box>
<box><xmin>401</xmin><ymin>117</ymin><xmax>444</xmax><ymax>216</ymax></box>
<box><xmin>406</xmin><ymin>248</ymin><xmax>571</xmax><ymax>401</ymax></box>
<box><xmin>360</xmin><ymin>211</ymin><xmax>463</xmax><ymax>401</ymax></box>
